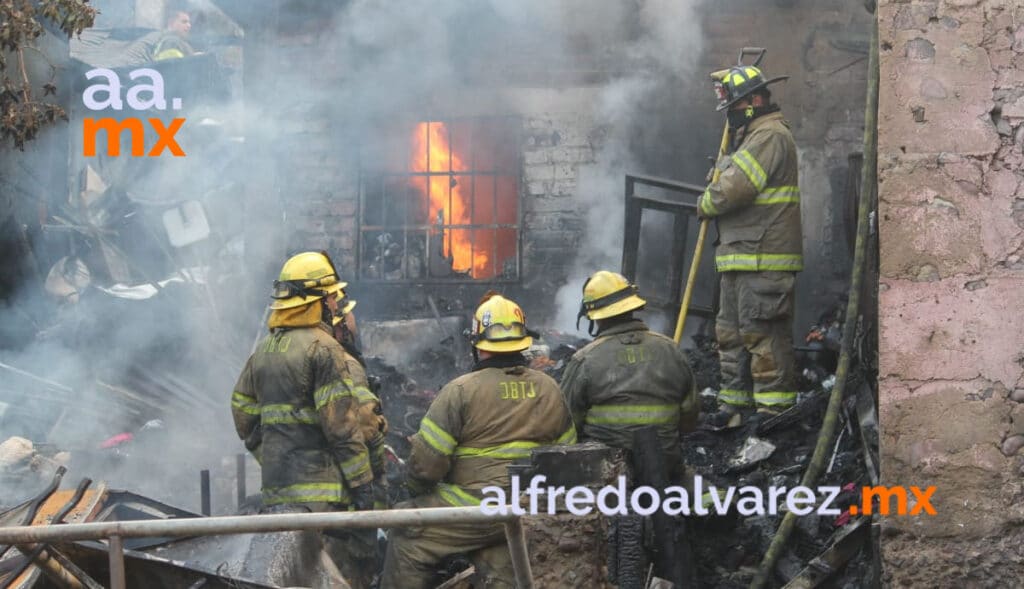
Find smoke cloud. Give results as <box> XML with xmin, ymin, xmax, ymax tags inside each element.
<box><xmin>0</xmin><ymin>0</ymin><xmax>707</xmax><ymax>510</ymax></box>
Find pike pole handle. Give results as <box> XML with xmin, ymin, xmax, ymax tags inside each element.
<box><xmin>673</xmin><ymin>219</ymin><xmax>709</xmax><ymax>342</ymax></box>
<box><xmin>673</xmin><ymin>120</ymin><xmax>731</xmax><ymax>343</ymax></box>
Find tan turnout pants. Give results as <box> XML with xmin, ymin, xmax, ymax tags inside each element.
<box><xmin>715</xmin><ymin>271</ymin><xmax>798</xmax><ymax>409</ymax></box>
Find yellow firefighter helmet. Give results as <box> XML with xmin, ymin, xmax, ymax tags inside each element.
<box><xmin>470</xmin><ymin>294</ymin><xmax>535</xmax><ymax>353</ymax></box>
<box><xmin>270</xmin><ymin>251</ymin><xmax>347</xmax><ymax>310</ymax></box>
<box><xmin>578</xmin><ymin>270</ymin><xmax>646</xmax><ymax>324</ymax></box>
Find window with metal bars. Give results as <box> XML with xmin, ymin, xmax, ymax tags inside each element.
<box><xmin>358</xmin><ymin>117</ymin><xmax>521</xmax><ymax>282</ymax></box>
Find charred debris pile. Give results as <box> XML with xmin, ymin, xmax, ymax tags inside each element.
<box><xmin>684</xmin><ymin>305</ymin><xmax>880</xmax><ymax>588</ymax></box>
<box><xmin>0</xmin><ymin>255</ymin><xmax>876</xmax><ymax>588</ymax></box>
<box><xmin>367</xmin><ymin>304</ymin><xmax>878</xmax><ymax>588</ymax></box>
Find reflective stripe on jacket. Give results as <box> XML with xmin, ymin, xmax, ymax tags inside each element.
<box><xmin>697</xmin><ymin>111</ymin><xmax>803</xmax><ymax>273</ymax></box>
<box><xmin>231</xmin><ymin>324</ymin><xmax>371</xmax><ymax>506</ymax></box>
<box><xmin>407</xmin><ymin>359</ymin><xmax>576</xmax><ymax>507</ymax></box>
<box><xmin>560</xmin><ymin>319</ymin><xmax>699</xmax><ymax>462</ymax></box>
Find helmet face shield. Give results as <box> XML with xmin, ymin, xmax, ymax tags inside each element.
<box><xmin>473</xmin><ymin>321</ymin><xmax>529</xmax><ymax>344</ymax></box>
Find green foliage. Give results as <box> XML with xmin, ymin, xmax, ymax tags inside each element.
<box><xmin>1</xmin><ymin>0</ymin><xmax>97</xmax><ymax>149</ymax></box>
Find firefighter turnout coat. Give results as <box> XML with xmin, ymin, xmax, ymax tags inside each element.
<box><xmin>407</xmin><ymin>355</ymin><xmax>577</xmax><ymax>506</ymax></box>
<box><xmin>698</xmin><ymin>110</ymin><xmax>802</xmax><ymax>274</ymax></box>
<box><xmin>231</xmin><ymin>323</ymin><xmax>372</xmax><ymax>507</ymax></box>
<box><xmin>560</xmin><ymin>319</ymin><xmax>699</xmax><ymax>471</ymax></box>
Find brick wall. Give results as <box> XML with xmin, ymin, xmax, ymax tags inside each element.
<box><xmin>521</xmin><ymin>114</ymin><xmax>597</xmax><ymax>295</ymax></box>
<box><xmin>239</xmin><ymin>9</ymin><xmax>613</xmax><ymax>320</ymax></box>
<box><xmin>877</xmin><ymin>0</ymin><xmax>1024</xmax><ymax>584</ymax></box>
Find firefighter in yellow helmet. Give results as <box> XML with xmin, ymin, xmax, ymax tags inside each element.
<box><xmin>698</xmin><ymin>61</ymin><xmax>803</xmax><ymax>426</ymax></box>
<box><xmin>560</xmin><ymin>271</ymin><xmax>699</xmax><ymax>478</ymax></box>
<box><xmin>381</xmin><ymin>293</ymin><xmax>576</xmax><ymax>588</ymax></box>
<box><xmin>229</xmin><ymin>251</ymin><xmax>375</xmax><ymax>584</ymax></box>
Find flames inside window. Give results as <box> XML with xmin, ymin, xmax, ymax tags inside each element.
<box><xmin>359</xmin><ymin>117</ymin><xmax>520</xmax><ymax>281</ymax></box>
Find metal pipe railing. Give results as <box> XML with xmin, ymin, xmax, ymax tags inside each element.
<box><xmin>0</xmin><ymin>507</ymin><xmax>534</xmax><ymax>589</ymax></box>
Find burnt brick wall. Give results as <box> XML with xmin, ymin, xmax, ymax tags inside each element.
<box><xmin>244</xmin><ymin>1</ymin><xmax>871</xmax><ymax>331</ymax></box>
<box><xmin>521</xmin><ymin>114</ymin><xmax>597</xmax><ymax>295</ymax></box>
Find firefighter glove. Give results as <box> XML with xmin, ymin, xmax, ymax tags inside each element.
<box><xmin>350</xmin><ymin>482</ymin><xmax>376</xmax><ymax>511</ymax></box>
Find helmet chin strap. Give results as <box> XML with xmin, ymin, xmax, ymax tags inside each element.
<box><xmin>727</xmin><ymin>102</ymin><xmax>779</xmax><ymax>131</ymax></box>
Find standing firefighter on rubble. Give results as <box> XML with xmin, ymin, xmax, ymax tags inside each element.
<box><xmin>698</xmin><ymin>62</ymin><xmax>804</xmax><ymax>426</ymax></box>
<box><xmin>382</xmin><ymin>293</ymin><xmax>576</xmax><ymax>589</ymax></box>
<box><xmin>561</xmin><ymin>270</ymin><xmax>699</xmax><ymax>478</ymax></box>
<box><xmin>230</xmin><ymin>251</ymin><xmax>376</xmax><ymax>584</ymax></box>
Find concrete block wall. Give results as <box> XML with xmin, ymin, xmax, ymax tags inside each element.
<box><xmin>877</xmin><ymin>0</ymin><xmax>1024</xmax><ymax>584</ymax></box>
<box><xmin>520</xmin><ymin>113</ymin><xmax>598</xmax><ymax>296</ymax></box>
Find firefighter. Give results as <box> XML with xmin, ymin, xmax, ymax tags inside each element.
<box><xmin>698</xmin><ymin>63</ymin><xmax>803</xmax><ymax>426</ymax></box>
<box><xmin>381</xmin><ymin>293</ymin><xmax>576</xmax><ymax>589</ymax></box>
<box><xmin>331</xmin><ymin>298</ymin><xmax>390</xmax><ymax>510</ymax></box>
<box><xmin>561</xmin><ymin>270</ymin><xmax>699</xmax><ymax>478</ymax></box>
<box><xmin>230</xmin><ymin>251</ymin><xmax>375</xmax><ymax>582</ymax></box>
<box><xmin>153</xmin><ymin>6</ymin><xmax>196</xmax><ymax>61</ymax></box>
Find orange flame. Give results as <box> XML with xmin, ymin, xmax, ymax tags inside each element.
<box><xmin>410</xmin><ymin>122</ymin><xmax>490</xmax><ymax>277</ymax></box>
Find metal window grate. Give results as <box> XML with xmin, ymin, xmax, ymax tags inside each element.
<box><xmin>358</xmin><ymin>116</ymin><xmax>521</xmax><ymax>282</ymax></box>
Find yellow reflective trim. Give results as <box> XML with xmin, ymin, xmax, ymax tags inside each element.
<box><xmin>754</xmin><ymin>391</ymin><xmax>797</xmax><ymax>406</ymax></box>
<box><xmin>263</xmin><ymin>482</ymin><xmax>346</xmax><ymax>505</ymax></box>
<box><xmin>584</xmin><ymin>404</ymin><xmax>679</xmax><ymax>426</ymax></box>
<box><xmin>700</xmin><ymin>189</ymin><xmax>719</xmax><ymax>217</ymax></box>
<box><xmin>155</xmin><ymin>48</ymin><xmax>185</xmax><ymax>61</ymax></box>
<box><xmin>339</xmin><ymin>452</ymin><xmax>371</xmax><ymax>479</ymax></box>
<box><xmin>732</xmin><ymin>149</ymin><xmax>767</xmax><ymax>192</ymax></box>
<box><xmin>352</xmin><ymin>385</ymin><xmax>378</xmax><ymax>404</ymax></box>
<box><xmin>261</xmin><ymin>403</ymin><xmax>318</xmax><ymax>425</ymax></box>
<box><xmin>437</xmin><ymin>483</ymin><xmax>481</xmax><ymax>507</ymax></box>
<box><xmin>314</xmin><ymin>379</ymin><xmax>351</xmax><ymax>410</ymax></box>
<box><xmin>756</xmin><ymin>186</ymin><xmax>800</xmax><ymax>205</ymax></box>
<box><xmin>718</xmin><ymin>389</ymin><xmax>753</xmax><ymax>407</ymax></box>
<box><xmin>702</xmin><ymin>489</ymin><xmax>727</xmax><ymax>509</ymax></box>
<box><xmin>714</xmin><ymin>253</ymin><xmax>803</xmax><ymax>272</ymax></box>
<box><xmin>231</xmin><ymin>391</ymin><xmax>260</xmax><ymax>415</ymax></box>
<box><xmin>418</xmin><ymin>417</ymin><xmax>457</xmax><ymax>456</ymax></box>
<box><xmin>454</xmin><ymin>440</ymin><xmax>540</xmax><ymax>459</ymax></box>
<box><xmin>556</xmin><ymin>424</ymin><xmax>578</xmax><ymax>445</ymax></box>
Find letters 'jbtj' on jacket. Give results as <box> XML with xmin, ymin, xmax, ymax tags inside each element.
<box><xmin>407</xmin><ymin>357</ymin><xmax>576</xmax><ymax>507</ymax></box>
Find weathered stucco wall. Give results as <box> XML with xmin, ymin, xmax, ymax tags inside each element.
<box><xmin>878</xmin><ymin>0</ymin><xmax>1024</xmax><ymax>584</ymax></box>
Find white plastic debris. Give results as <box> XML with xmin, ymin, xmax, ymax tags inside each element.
<box><xmin>729</xmin><ymin>436</ymin><xmax>776</xmax><ymax>468</ymax></box>
<box><xmin>0</xmin><ymin>436</ymin><xmax>35</xmax><ymax>470</ymax></box>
